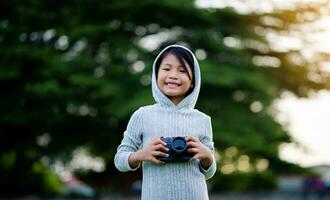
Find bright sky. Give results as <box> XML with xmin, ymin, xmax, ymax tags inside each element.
<box><xmin>196</xmin><ymin>0</ymin><xmax>328</xmax><ymax>14</ymax></box>
<box><xmin>276</xmin><ymin>91</ymin><xmax>330</xmax><ymax>167</ymax></box>
<box><xmin>196</xmin><ymin>0</ymin><xmax>330</xmax><ymax>167</ymax></box>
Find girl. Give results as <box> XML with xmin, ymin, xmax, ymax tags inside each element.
<box><xmin>114</xmin><ymin>44</ymin><xmax>216</xmax><ymax>200</ymax></box>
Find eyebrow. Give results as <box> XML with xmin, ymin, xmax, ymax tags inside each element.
<box><xmin>163</xmin><ymin>63</ymin><xmax>183</xmax><ymax>67</ymax></box>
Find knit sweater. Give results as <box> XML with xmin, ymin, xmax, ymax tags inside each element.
<box><xmin>114</xmin><ymin>44</ymin><xmax>216</xmax><ymax>200</ymax></box>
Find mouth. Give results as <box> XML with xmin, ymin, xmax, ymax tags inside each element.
<box><xmin>165</xmin><ymin>82</ymin><xmax>181</xmax><ymax>88</ymax></box>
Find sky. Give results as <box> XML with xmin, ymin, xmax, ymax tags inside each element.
<box><xmin>276</xmin><ymin>91</ymin><xmax>330</xmax><ymax>167</ymax></box>
<box><xmin>197</xmin><ymin>0</ymin><xmax>330</xmax><ymax>167</ymax></box>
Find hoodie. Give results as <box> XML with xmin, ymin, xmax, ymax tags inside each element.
<box><xmin>114</xmin><ymin>44</ymin><xmax>216</xmax><ymax>200</ymax></box>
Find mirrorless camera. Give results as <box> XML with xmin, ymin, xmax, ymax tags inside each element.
<box><xmin>157</xmin><ymin>136</ymin><xmax>193</xmax><ymax>162</ymax></box>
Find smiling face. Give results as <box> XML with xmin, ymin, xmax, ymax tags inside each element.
<box><xmin>157</xmin><ymin>53</ymin><xmax>193</xmax><ymax>105</ymax></box>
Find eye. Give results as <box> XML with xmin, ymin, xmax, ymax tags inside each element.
<box><xmin>162</xmin><ymin>68</ymin><xmax>170</xmax><ymax>71</ymax></box>
<box><xmin>179</xmin><ymin>68</ymin><xmax>187</xmax><ymax>73</ymax></box>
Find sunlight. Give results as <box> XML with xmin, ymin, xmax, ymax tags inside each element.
<box><xmin>197</xmin><ymin>0</ymin><xmax>330</xmax><ymax>167</ymax></box>
<box><xmin>196</xmin><ymin>0</ymin><xmax>328</xmax><ymax>13</ymax></box>
<box><xmin>276</xmin><ymin>91</ymin><xmax>330</xmax><ymax>166</ymax></box>
<box><xmin>138</xmin><ymin>28</ymin><xmax>182</xmax><ymax>51</ymax></box>
<box><xmin>69</xmin><ymin>147</ymin><xmax>105</xmax><ymax>172</ymax></box>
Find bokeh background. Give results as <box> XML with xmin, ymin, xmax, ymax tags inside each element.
<box><xmin>1</xmin><ymin>0</ymin><xmax>330</xmax><ymax>199</ymax></box>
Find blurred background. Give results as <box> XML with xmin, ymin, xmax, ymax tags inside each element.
<box><xmin>1</xmin><ymin>0</ymin><xmax>330</xmax><ymax>199</ymax></box>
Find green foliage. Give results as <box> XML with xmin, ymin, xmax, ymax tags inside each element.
<box><xmin>29</xmin><ymin>162</ymin><xmax>64</xmax><ymax>196</ymax></box>
<box><xmin>0</xmin><ymin>151</ymin><xmax>16</xmax><ymax>171</ymax></box>
<box><xmin>1</xmin><ymin>0</ymin><xmax>329</xmax><ymax>196</ymax></box>
<box><xmin>0</xmin><ymin>152</ymin><xmax>64</xmax><ymax>196</ymax></box>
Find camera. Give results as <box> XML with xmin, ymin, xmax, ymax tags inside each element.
<box><xmin>157</xmin><ymin>136</ymin><xmax>193</xmax><ymax>162</ymax></box>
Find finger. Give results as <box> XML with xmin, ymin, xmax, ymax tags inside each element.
<box><xmin>186</xmin><ymin>136</ymin><xmax>198</xmax><ymax>142</ymax></box>
<box><xmin>152</xmin><ymin>138</ymin><xmax>167</xmax><ymax>146</ymax></box>
<box><xmin>151</xmin><ymin>138</ymin><xmax>161</xmax><ymax>144</ymax></box>
<box><xmin>187</xmin><ymin>148</ymin><xmax>199</xmax><ymax>154</ymax></box>
<box><xmin>187</xmin><ymin>141</ymin><xmax>199</xmax><ymax>148</ymax></box>
<box><xmin>151</xmin><ymin>157</ymin><xmax>165</xmax><ymax>165</ymax></box>
<box><xmin>189</xmin><ymin>155</ymin><xmax>199</xmax><ymax>162</ymax></box>
<box><xmin>154</xmin><ymin>144</ymin><xmax>169</xmax><ymax>152</ymax></box>
<box><xmin>153</xmin><ymin>151</ymin><xmax>169</xmax><ymax>158</ymax></box>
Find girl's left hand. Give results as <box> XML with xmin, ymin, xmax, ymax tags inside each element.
<box><xmin>186</xmin><ymin>136</ymin><xmax>213</xmax><ymax>170</ymax></box>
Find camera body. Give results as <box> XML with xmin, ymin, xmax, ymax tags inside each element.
<box><xmin>157</xmin><ymin>136</ymin><xmax>193</xmax><ymax>162</ymax></box>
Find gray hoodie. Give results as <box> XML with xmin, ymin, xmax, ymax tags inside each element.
<box><xmin>114</xmin><ymin>44</ymin><xmax>216</xmax><ymax>200</ymax></box>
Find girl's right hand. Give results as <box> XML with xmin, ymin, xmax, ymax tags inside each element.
<box><xmin>129</xmin><ymin>138</ymin><xmax>169</xmax><ymax>167</ymax></box>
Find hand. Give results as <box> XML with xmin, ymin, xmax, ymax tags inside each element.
<box><xmin>186</xmin><ymin>136</ymin><xmax>213</xmax><ymax>170</ymax></box>
<box><xmin>129</xmin><ymin>138</ymin><xmax>169</xmax><ymax>167</ymax></box>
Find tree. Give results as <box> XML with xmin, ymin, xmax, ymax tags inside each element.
<box><xmin>1</xmin><ymin>0</ymin><xmax>329</xmax><ymax>195</ymax></box>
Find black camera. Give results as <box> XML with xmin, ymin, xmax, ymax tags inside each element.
<box><xmin>157</xmin><ymin>136</ymin><xmax>193</xmax><ymax>162</ymax></box>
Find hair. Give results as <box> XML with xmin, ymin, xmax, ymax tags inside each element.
<box><xmin>155</xmin><ymin>46</ymin><xmax>195</xmax><ymax>95</ymax></box>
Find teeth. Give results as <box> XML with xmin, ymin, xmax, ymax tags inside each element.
<box><xmin>166</xmin><ymin>83</ymin><xmax>179</xmax><ymax>87</ymax></box>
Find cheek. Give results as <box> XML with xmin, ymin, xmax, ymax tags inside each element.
<box><xmin>157</xmin><ymin>70</ymin><xmax>165</xmax><ymax>79</ymax></box>
<box><xmin>187</xmin><ymin>82</ymin><xmax>193</xmax><ymax>89</ymax></box>
<box><xmin>157</xmin><ymin>74</ymin><xmax>164</xmax><ymax>87</ymax></box>
<box><xmin>156</xmin><ymin>77</ymin><xmax>161</xmax><ymax>87</ymax></box>
<box><xmin>185</xmin><ymin>79</ymin><xmax>193</xmax><ymax>90</ymax></box>
<box><xmin>156</xmin><ymin>71</ymin><xmax>162</xmax><ymax>83</ymax></box>
<box><xmin>182</xmin><ymin>75</ymin><xmax>192</xmax><ymax>84</ymax></box>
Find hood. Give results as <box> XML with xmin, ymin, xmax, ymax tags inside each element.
<box><xmin>151</xmin><ymin>44</ymin><xmax>201</xmax><ymax>110</ymax></box>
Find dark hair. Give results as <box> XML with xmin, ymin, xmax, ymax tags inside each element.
<box><xmin>155</xmin><ymin>47</ymin><xmax>195</xmax><ymax>94</ymax></box>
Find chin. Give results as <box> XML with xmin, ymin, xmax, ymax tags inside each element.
<box><xmin>164</xmin><ymin>92</ymin><xmax>178</xmax><ymax>97</ymax></box>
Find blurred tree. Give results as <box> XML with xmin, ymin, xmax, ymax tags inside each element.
<box><xmin>1</xmin><ymin>0</ymin><xmax>329</xmax><ymax>195</ymax></box>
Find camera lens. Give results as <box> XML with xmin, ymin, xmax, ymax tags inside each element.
<box><xmin>172</xmin><ymin>137</ymin><xmax>187</xmax><ymax>154</ymax></box>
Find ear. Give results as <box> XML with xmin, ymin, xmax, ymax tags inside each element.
<box><xmin>190</xmin><ymin>84</ymin><xmax>194</xmax><ymax>88</ymax></box>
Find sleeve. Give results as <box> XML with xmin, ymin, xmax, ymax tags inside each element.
<box><xmin>114</xmin><ymin>108</ymin><xmax>143</xmax><ymax>172</ymax></box>
<box><xmin>199</xmin><ymin>115</ymin><xmax>217</xmax><ymax>180</ymax></box>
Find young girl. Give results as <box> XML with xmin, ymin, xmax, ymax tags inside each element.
<box><xmin>114</xmin><ymin>44</ymin><xmax>216</xmax><ymax>200</ymax></box>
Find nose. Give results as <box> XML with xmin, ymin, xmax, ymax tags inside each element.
<box><xmin>169</xmin><ymin>70</ymin><xmax>178</xmax><ymax>79</ymax></box>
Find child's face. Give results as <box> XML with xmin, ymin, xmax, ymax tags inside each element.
<box><xmin>157</xmin><ymin>53</ymin><xmax>193</xmax><ymax>105</ymax></box>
